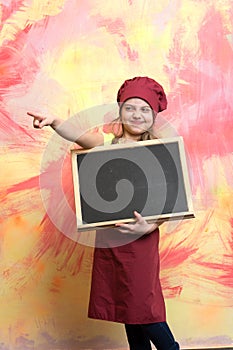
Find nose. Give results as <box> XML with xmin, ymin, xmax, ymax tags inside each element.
<box><xmin>132</xmin><ymin>109</ymin><xmax>141</xmax><ymax>118</ymax></box>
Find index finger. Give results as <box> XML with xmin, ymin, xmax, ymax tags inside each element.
<box><xmin>27</xmin><ymin>112</ymin><xmax>38</xmax><ymax>117</ymax></box>
<box><xmin>27</xmin><ymin>112</ymin><xmax>44</xmax><ymax>120</ymax></box>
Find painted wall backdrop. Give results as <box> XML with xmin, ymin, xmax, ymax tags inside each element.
<box><xmin>0</xmin><ymin>0</ymin><xmax>232</xmax><ymax>349</ymax></box>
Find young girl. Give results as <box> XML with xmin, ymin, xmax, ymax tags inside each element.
<box><xmin>28</xmin><ymin>76</ymin><xmax>180</xmax><ymax>350</ymax></box>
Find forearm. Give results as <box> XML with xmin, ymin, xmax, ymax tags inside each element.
<box><xmin>50</xmin><ymin>118</ymin><xmax>80</xmax><ymax>142</ymax></box>
<box><xmin>51</xmin><ymin>118</ymin><xmax>104</xmax><ymax>148</ymax></box>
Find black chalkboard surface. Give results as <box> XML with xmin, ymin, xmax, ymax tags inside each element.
<box><xmin>71</xmin><ymin>137</ymin><xmax>194</xmax><ymax>231</ymax></box>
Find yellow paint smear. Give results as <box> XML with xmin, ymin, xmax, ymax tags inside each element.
<box><xmin>0</xmin><ymin>0</ymin><xmax>65</xmax><ymax>45</ymax></box>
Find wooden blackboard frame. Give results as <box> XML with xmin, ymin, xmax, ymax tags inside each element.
<box><xmin>71</xmin><ymin>137</ymin><xmax>194</xmax><ymax>231</ymax></box>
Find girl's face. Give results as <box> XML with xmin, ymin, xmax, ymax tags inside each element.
<box><xmin>120</xmin><ymin>98</ymin><xmax>155</xmax><ymax>140</ymax></box>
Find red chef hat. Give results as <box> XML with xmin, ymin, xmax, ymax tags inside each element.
<box><xmin>117</xmin><ymin>76</ymin><xmax>167</xmax><ymax>113</ymax></box>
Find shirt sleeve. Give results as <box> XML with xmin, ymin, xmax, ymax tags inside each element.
<box><xmin>97</xmin><ymin>127</ymin><xmax>114</xmax><ymax>145</ymax></box>
<box><xmin>103</xmin><ymin>132</ymin><xmax>114</xmax><ymax>145</ymax></box>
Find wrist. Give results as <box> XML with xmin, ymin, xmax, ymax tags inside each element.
<box><xmin>51</xmin><ymin>118</ymin><xmax>62</xmax><ymax>130</ymax></box>
<box><xmin>145</xmin><ymin>223</ymin><xmax>158</xmax><ymax>235</ymax></box>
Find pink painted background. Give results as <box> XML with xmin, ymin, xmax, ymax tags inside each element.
<box><xmin>0</xmin><ymin>0</ymin><xmax>232</xmax><ymax>349</ymax></box>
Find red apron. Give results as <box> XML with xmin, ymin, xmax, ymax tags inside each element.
<box><xmin>88</xmin><ymin>228</ymin><xmax>166</xmax><ymax>324</ymax></box>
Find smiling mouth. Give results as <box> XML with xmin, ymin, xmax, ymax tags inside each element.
<box><xmin>129</xmin><ymin>121</ymin><xmax>144</xmax><ymax>125</ymax></box>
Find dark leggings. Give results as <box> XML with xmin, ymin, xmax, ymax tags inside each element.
<box><xmin>125</xmin><ymin>322</ymin><xmax>180</xmax><ymax>350</ymax></box>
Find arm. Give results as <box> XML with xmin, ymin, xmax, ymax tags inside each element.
<box><xmin>115</xmin><ymin>211</ymin><xmax>164</xmax><ymax>235</ymax></box>
<box><xmin>27</xmin><ymin>112</ymin><xmax>104</xmax><ymax>149</ymax></box>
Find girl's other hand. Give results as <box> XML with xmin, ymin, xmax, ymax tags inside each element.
<box><xmin>27</xmin><ymin>112</ymin><xmax>56</xmax><ymax>129</ymax></box>
<box><xmin>115</xmin><ymin>211</ymin><xmax>158</xmax><ymax>235</ymax></box>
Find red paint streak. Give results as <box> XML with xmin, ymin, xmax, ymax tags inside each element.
<box><xmin>0</xmin><ymin>25</ymin><xmax>40</xmax><ymax>144</ymax></box>
<box><xmin>0</xmin><ymin>31</ymin><xmax>38</xmax><ymax>92</ymax></box>
<box><xmin>49</xmin><ymin>275</ymin><xmax>64</xmax><ymax>293</ymax></box>
<box><xmin>5</xmin><ymin>175</ymin><xmax>39</xmax><ymax>195</ymax></box>
<box><xmin>120</xmin><ymin>39</ymin><xmax>139</xmax><ymax>61</ymax></box>
<box><xmin>0</xmin><ymin>175</ymin><xmax>40</xmax><ymax>220</ymax></box>
<box><xmin>184</xmin><ymin>116</ymin><xmax>233</xmax><ymax>158</ymax></box>
<box><xmin>160</xmin><ymin>244</ymin><xmax>197</xmax><ymax>269</ymax></box>
<box><xmin>230</xmin><ymin>217</ymin><xmax>233</xmax><ymax>254</ymax></box>
<box><xmin>68</xmin><ymin>247</ymin><xmax>86</xmax><ymax>276</ymax></box>
<box><xmin>61</xmin><ymin>152</ymin><xmax>76</xmax><ymax>211</ymax></box>
<box><xmin>29</xmin><ymin>151</ymin><xmax>95</xmax><ymax>275</ymax></box>
<box><xmin>35</xmin><ymin>215</ymin><xmax>88</xmax><ymax>276</ymax></box>
<box><xmin>159</xmin><ymin>234</ymin><xmax>198</xmax><ymax>298</ymax></box>
<box><xmin>230</xmin><ymin>218</ymin><xmax>233</xmax><ymax>228</ymax></box>
<box><xmin>0</xmin><ymin>29</ymin><xmax>44</xmax><ymax>145</ymax></box>
<box><xmin>0</xmin><ymin>45</ymin><xmax>24</xmax><ymax>88</ymax></box>
<box><xmin>39</xmin><ymin>155</ymin><xmax>77</xmax><ymax>234</ymax></box>
<box><xmin>94</xmin><ymin>15</ymin><xmax>125</xmax><ymax>35</ymax></box>
<box><xmin>192</xmin><ymin>217</ymin><xmax>233</xmax><ymax>289</ymax></box>
<box><xmin>1</xmin><ymin>163</ymin><xmax>89</xmax><ymax>275</ymax></box>
<box><xmin>0</xmin><ymin>109</ymin><xmax>35</xmax><ymax>142</ymax></box>
<box><xmin>94</xmin><ymin>15</ymin><xmax>138</xmax><ymax>61</ymax></box>
<box><xmin>161</xmin><ymin>280</ymin><xmax>183</xmax><ymax>298</ymax></box>
<box><xmin>197</xmin><ymin>259</ymin><xmax>233</xmax><ymax>288</ymax></box>
<box><xmin>198</xmin><ymin>10</ymin><xmax>232</xmax><ymax>70</ymax></box>
<box><xmin>1</xmin><ymin>0</ymin><xmax>25</xmax><ymax>24</ymax></box>
<box><xmin>165</xmin><ymin>7</ymin><xmax>233</xmax><ymax>196</ymax></box>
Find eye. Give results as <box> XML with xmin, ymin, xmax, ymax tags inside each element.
<box><xmin>124</xmin><ymin>106</ymin><xmax>134</xmax><ymax>111</ymax></box>
<box><xmin>141</xmin><ymin>107</ymin><xmax>152</xmax><ymax>113</ymax></box>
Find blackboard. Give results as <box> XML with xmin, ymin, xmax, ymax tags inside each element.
<box><xmin>71</xmin><ymin>137</ymin><xmax>194</xmax><ymax>231</ymax></box>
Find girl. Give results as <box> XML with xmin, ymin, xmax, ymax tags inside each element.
<box><xmin>28</xmin><ymin>76</ymin><xmax>180</xmax><ymax>350</ymax></box>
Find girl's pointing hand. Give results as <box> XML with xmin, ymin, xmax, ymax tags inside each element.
<box><xmin>27</xmin><ymin>111</ymin><xmax>56</xmax><ymax>129</ymax></box>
